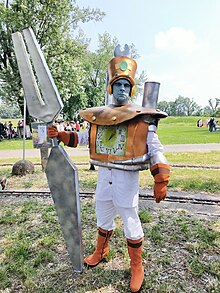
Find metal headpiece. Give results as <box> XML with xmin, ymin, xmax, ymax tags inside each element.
<box><xmin>107</xmin><ymin>44</ymin><xmax>137</xmax><ymax>96</ymax></box>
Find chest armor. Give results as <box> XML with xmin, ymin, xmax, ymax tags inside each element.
<box><xmin>80</xmin><ymin>103</ymin><xmax>166</xmax><ymax>170</ymax></box>
<box><xmin>89</xmin><ymin>119</ymin><xmax>148</xmax><ymax>162</ymax></box>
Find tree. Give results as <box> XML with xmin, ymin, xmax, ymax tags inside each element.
<box><xmin>203</xmin><ymin>106</ymin><xmax>213</xmax><ymax>116</ymax></box>
<box><xmin>215</xmin><ymin>107</ymin><xmax>220</xmax><ymax>117</ymax></box>
<box><xmin>83</xmin><ymin>33</ymin><xmax>117</xmax><ymax>108</ymax></box>
<box><xmin>0</xmin><ymin>0</ymin><xmax>105</xmax><ymax>120</ymax></box>
<box><xmin>158</xmin><ymin>96</ymin><xmax>201</xmax><ymax>116</ymax></box>
<box><xmin>208</xmin><ymin>98</ymin><xmax>220</xmax><ymax>116</ymax></box>
<box><xmin>184</xmin><ymin>97</ymin><xmax>199</xmax><ymax>116</ymax></box>
<box><xmin>157</xmin><ymin>101</ymin><xmax>170</xmax><ymax>113</ymax></box>
<box><xmin>0</xmin><ymin>99</ymin><xmax>21</xmax><ymax>118</ymax></box>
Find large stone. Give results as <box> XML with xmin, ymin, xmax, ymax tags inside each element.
<box><xmin>12</xmin><ymin>160</ymin><xmax>35</xmax><ymax>176</ymax></box>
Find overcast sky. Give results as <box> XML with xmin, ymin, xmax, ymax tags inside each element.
<box><xmin>79</xmin><ymin>0</ymin><xmax>220</xmax><ymax>107</ymax></box>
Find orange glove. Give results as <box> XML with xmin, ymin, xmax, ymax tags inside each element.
<box><xmin>48</xmin><ymin>125</ymin><xmax>59</xmax><ymax>138</ymax></box>
<box><xmin>150</xmin><ymin>163</ymin><xmax>170</xmax><ymax>203</ymax></box>
<box><xmin>48</xmin><ymin>126</ymin><xmax>78</xmax><ymax>147</ymax></box>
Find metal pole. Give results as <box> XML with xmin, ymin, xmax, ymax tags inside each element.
<box><xmin>23</xmin><ymin>97</ymin><xmax>26</xmax><ymax>160</ymax></box>
<box><xmin>5</xmin><ymin>0</ymin><xmax>9</xmax><ymax>8</ymax></box>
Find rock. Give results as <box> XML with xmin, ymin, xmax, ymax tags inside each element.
<box><xmin>12</xmin><ymin>160</ymin><xmax>35</xmax><ymax>176</ymax></box>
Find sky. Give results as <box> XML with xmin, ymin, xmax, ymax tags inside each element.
<box><xmin>78</xmin><ymin>0</ymin><xmax>220</xmax><ymax>108</ymax></box>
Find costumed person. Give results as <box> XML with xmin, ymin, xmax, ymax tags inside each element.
<box><xmin>48</xmin><ymin>45</ymin><xmax>170</xmax><ymax>293</ymax></box>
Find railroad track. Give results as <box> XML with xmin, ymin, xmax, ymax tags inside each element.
<box><xmin>0</xmin><ymin>190</ymin><xmax>219</xmax><ymax>206</ymax></box>
<box><xmin>1</xmin><ymin>162</ymin><xmax>220</xmax><ymax>169</ymax></box>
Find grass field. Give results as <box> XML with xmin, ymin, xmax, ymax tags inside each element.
<box><xmin>0</xmin><ymin>198</ymin><xmax>219</xmax><ymax>292</ymax></box>
<box><xmin>0</xmin><ymin>116</ymin><xmax>220</xmax><ymax>150</ymax></box>
<box><xmin>157</xmin><ymin>116</ymin><xmax>220</xmax><ymax>144</ymax></box>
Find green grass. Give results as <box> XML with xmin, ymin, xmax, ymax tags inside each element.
<box><xmin>157</xmin><ymin>116</ymin><xmax>220</xmax><ymax>144</ymax></box>
<box><xmin>165</xmin><ymin>151</ymin><xmax>220</xmax><ymax>165</ymax></box>
<box><xmin>0</xmin><ymin>116</ymin><xmax>220</xmax><ymax>151</ymax></box>
<box><xmin>0</xmin><ymin>138</ymin><xmax>34</xmax><ymax>150</ymax></box>
<box><xmin>1</xmin><ymin>162</ymin><xmax>220</xmax><ymax>194</ymax></box>
<box><xmin>1</xmin><ymin>117</ymin><xmax>219</xmax><ymax>292</ymax></box>
<box><xmin>139</xmin><ymin>167</ymin><xmax>220</xmax><ymax>193</ymax></box>
<box><xmin>1</xmin><ymin>151</ymin><xmax>220</xmax><ymax>167</ymax></box>
<box><xmin>0</xmin><ymin>199</ymin><xmax>219</xmax><ymax>292</ymax></box>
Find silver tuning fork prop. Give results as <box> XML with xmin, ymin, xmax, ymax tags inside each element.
<box><xmin>12</xmin><ymin>28</ymin><xmax>83</xmax><ymax>273</ymax></box>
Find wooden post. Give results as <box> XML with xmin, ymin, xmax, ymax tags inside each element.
<box><xmin>40</xmin><ymin>147</ymin><xmax>49</xmax><ymax>172</ymax></box>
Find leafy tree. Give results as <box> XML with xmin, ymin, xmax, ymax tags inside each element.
<box><xmin>157</xmin><ymin>101</ymin><xmax>170</xmax><ymax>113</ymax></box>
<box><xmin>203</xmin><ymin>106</ymin><xmax>213</xmax><ymax>117</ymax></box>
<box><xmin>192</xmin><ymin>107</ymin><xmax>203</xmax><ymax>116</ymax></box>
<box><xmin>215</xmin><ymin>107</ymin><xmax>220</xmax><ymax>117</ymax></box>
<box><xmin>158</xmin><ymin>96</ymin><xmax>201</xmax><ymax>116</ymax></box>
<box><xmin>0</xmin><ymin>0</ymin><xmax>105</xmax><ymax>121</ymax></box>
<box><xmin>0</xmin><ymin>99</ymin><xmax>21</xmax><ymax>118</ymax></box>
<box><xmin>1</xmin><ymin>0</ymin><xmax>147</xmax><ymax>121</ymax></box>
<box><xmin>208</xmin><ymin>98</ymin><xmax>220</xmax><ymax>116</ymax></box>
<box><xmin>184</xmin><ymin>97</ymin><xmax>199</xmax><ymax>116</ymax></box>
<box><xmin>82</xmin><ymin>33</ymin><xmax>117</xmax><ymax>108</ymax></box>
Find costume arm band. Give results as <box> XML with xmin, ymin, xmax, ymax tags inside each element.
<box><xmin>150</xmin><ymin>163</ymin><xmax>170</xmax><ymax>182</ymax></box>
<box><xmin>57</xmin><ymin>131</ymin><xmax>78</xmax><ymax>147</ymax></box>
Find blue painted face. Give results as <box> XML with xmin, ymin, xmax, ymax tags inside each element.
<box><xmin>112</xmin><ymin>78</ymin><xmax>131</xmax><ymax>106</ymax></box>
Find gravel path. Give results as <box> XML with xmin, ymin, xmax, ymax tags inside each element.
<box><xmin>1</xmin><ymin>143</ymin><xmax>220</xmax><ymax>159</ymax></box>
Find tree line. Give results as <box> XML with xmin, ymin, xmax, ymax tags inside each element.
<box><xmin>158</xmin><ymin>97</ymin><xmax>220</xmax><ymax>117</ymax></box>
<box><xmin>0</xmin><ymin>0</ymin><xmax>219</xmax><ymax>121</ymax></box>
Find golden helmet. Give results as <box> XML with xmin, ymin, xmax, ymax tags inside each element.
<box><xmin>107</xmin><ymin>56</ymin><xmax>137</xmax><ymax>96</ymax></box>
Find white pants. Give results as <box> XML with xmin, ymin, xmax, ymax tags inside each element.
<box><xmin>96</xmin><ymin>200</ymin><xmax>144</xmax><ymax>240</ymax></box>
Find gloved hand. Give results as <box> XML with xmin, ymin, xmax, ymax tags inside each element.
<box><xmin>150</xmin><ymin>163</ymin><xmax>170</xmax><ymax>203</ymax></box>
<box><xmin>48</xmin><ymin>125</ymin><xmax>58</xmax><ymax>138</ymax></box>
<box><xmin>48</xmin><ymin>125</ymin><xmax>71</xmax><ymax>145</ymax></box>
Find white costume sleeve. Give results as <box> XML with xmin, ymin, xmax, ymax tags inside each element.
<box><xmin>147</xmin><ymin>131</ymin><xmax>168</xmax><ymax>166</ymax></box>
<box><xmin>147</xmin><ymin>131</ymin><xmax>164</xmax><ymax>156</ymax></box>
<box><xmin>77</xmin><ymin>129</ymin><xmax>89</xmax><ymax>146</ymax></box>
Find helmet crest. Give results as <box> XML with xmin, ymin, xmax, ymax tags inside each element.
<box><xmin>107</xmin><ymin>44</ymin><xmax>137</xmax><ymax>96</ymax></box>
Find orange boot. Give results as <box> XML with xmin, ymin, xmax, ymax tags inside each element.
<box><xmin>127</xmin><ymin>238</ymin><xmax>144</xmax><ymax>293</ymax></box>
<box><xmin>84</xmin><ymin>227</ymin><xmax>113</xmax><ymax>267</ymax></box>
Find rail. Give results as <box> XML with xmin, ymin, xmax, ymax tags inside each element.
<box><xmin>0</xmin><ymin>190</ymin><xmax>219</xmax><ymax>206</ymax></box>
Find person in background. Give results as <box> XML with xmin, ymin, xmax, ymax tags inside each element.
<box><xmin>206</xmin><ymin>119</ymin><xmax>209</xmax><ymax>128</ymax></box>
<box><xmin>197</xmin><ymin>119</ymin><xmax>203</xmax><ymax>127</ymax></box>
<box><xmin>75</xmin><ymin>121</ymin><xmax>80</xmax><ymax>132</ymax></box>
<box><xmin>0</xmin><ymin>121</ymin><xmax>4</xmax><ymax>141</ymax></box>
<box><xmin>65</xmin><ymin>123</ymin><xmax>72</xmax><ymax>131</ymax></box>
<box><xmin>57</xmin><ymin>121</ymin><xmax>65</xmax><ymax>131</ymax></box>
<box><xmin>208</xmin><ymin>118</ymin><xmax>215</xmax><ymax>132</ymax></box>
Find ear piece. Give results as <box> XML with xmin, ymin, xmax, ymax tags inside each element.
<box><xmin>108</xmin><ymin>84</ymin><xmax>112</xmax><ymax>95</ymax></box>
<box><xmin>130</xmin><ymin>86</ymin><xmax>135</xmax><ymax>97</ymax></box>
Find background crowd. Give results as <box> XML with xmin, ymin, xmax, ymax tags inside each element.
<box><xmin>0</xmin><ymin>118</ymin><xmax>88</xmax><ymax>141</ymax></box>
<box><xmin>0</xmin><ymin>120</ymin><xmax>18</xmax><ymax>140</ymax></box>
<box><xmin>197</xmin><ymin>118</ymin><xmax>219</xmax><ymax>132</ymax></box>
<box><xmin>53</xmin><ymin>120</ymin><xmax>88</xmax><ymax>132</ymax></box>
<box><xmin>1</xmin><ymin>116</ymin><xmax>219</xmax><ymax>142</ymax></box>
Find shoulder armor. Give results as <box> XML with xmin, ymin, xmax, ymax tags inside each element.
<box><xmin>80</xmin><ymin>103</ymin><xmax>167</xmax><ymax>125</ymax></box>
